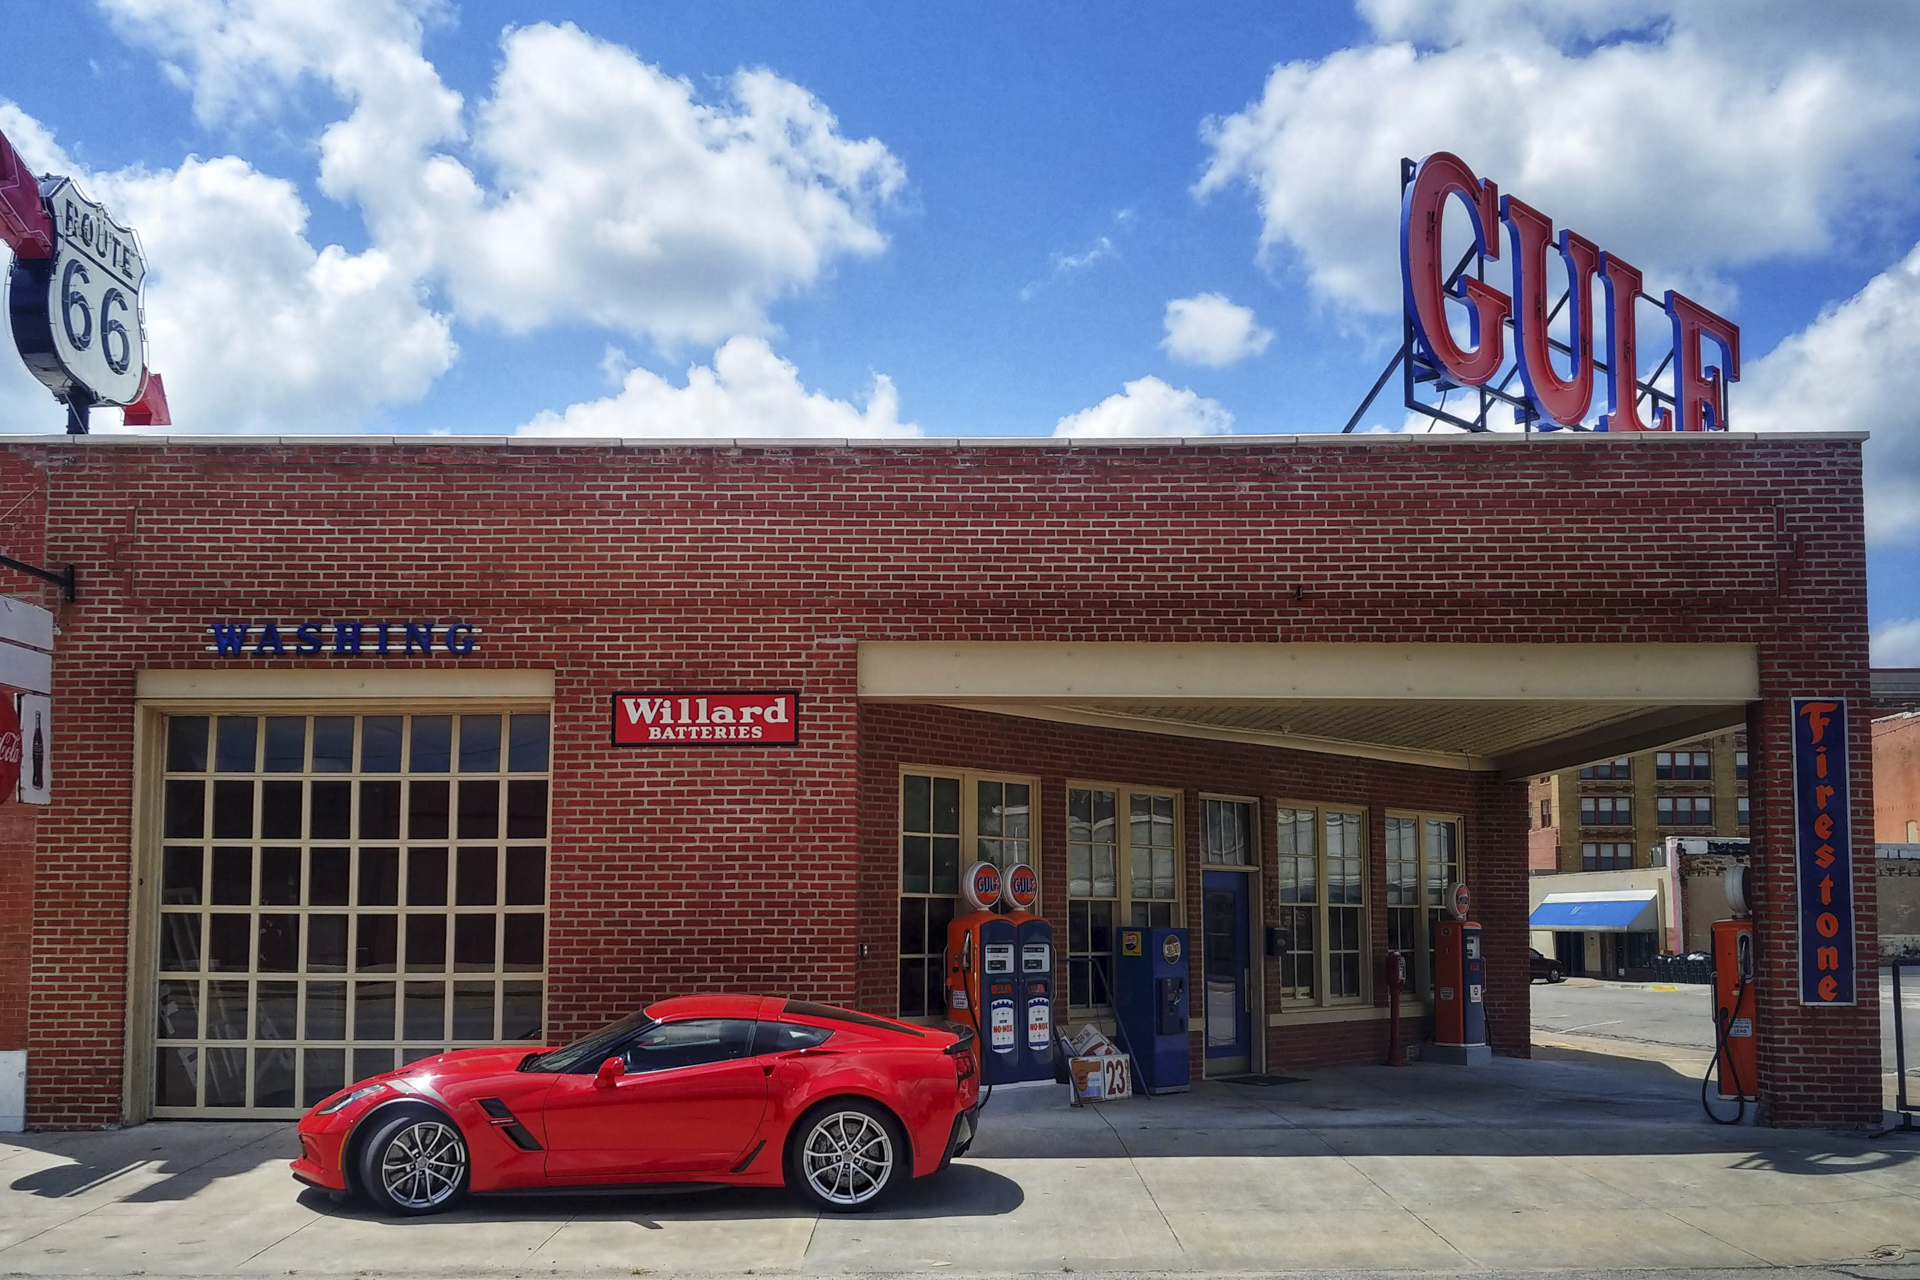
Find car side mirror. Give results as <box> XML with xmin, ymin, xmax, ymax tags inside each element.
<box><xmin>594</xmin><ymin>1056</ymin><xmax>626</xmax><ymax>1089</ymax></box>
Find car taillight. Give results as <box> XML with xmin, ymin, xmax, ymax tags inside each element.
<box><xmin>953</xmin><ymin>1050</ymin><xmax>975</xmax><ymax>1082</ymax></box>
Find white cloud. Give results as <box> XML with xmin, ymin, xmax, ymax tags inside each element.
<box><xmin>1053</xmin><ymin>377</ymin><xmax>1232</xmax><ymax>438</ymax></box>
<box><xmin>102</xmin><ymin>3</ymin><xmax>906</xmax><ymax>349</ymax></box>
<box><xmin>1162</xmin><ymin>293</ymin><xmax>1274</xmax><ymax>368</ymax></box>
<box><xmin>1742</xmin><ymin>241</ymin><xmax>1920</xmax><ymax>545</ymax></box>
<box><xmin>0</xmin><ymin>101</ymin><xmax>453</xmax><ymax>432</ymax></box>
<box><xmin>518</xmin><ymin>336</ymin><xmax>917</xmax><ymax>438</ymax></box>
<box><xmin>1873</xmin><ymin>618</ymin><xmax>1920</xmax><ymax>668</ymax></box>
<box><xmin>1196</xmin><ymin>0</ymin><xmax>1920</xmax><ymax>317</ymax></box>
<box><xmin>1020</xmin><ymin>235</ymin><xmax>1118</xmax><ymax>302</ymax></box>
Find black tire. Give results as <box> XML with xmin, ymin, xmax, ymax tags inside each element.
<box><xmin>785</xmin><ymin>1099</ymin><xmax>908</xmax><ymax>1213</ymax></box>
<box><xmin>357</xmin><ymin>1108</ymin><xmax>470</xmax><ymax>1216</ymax></box>
<box><xmin>1550</xmin><ymin>969</ymin><xmax>1566</xmax><ymax>984</ymax></box>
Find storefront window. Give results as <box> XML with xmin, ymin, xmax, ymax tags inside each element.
<box><xmin>1200</xmin><ymin>798</ymin><xmax>1255</xmax><ymax>866</ymax></box>
<box><xmin>1382</xmin><ymin>811</ymin><xmax>1462</xmax><ymax>998</ymax></box>
<box><xmin>1277</xmin><ymin>804</ymin><xmax>1365</xmax><ymax>1006</ymax></box>
<box><xmin>154</xmin><ymin>710</ymin><xmax>549</xmax><ymax>1117</ymax></box>
<box><xmin>1064</xmin><ymin>783</ymin><xmax>1179</xmax><ymax>1010</ymax></box>
<box><xmin>898</xmin><ymin>770</ymin><xmax>1036</xmax><ymax>1019</ymax></box>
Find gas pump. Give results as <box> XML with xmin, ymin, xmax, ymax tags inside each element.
<box><xmin>946</xmin><ymin>861</ymin><xmax>1055</xmax><ymax>1087</ymax></box>
<box><xmin>1114</xmin><ymin>927</ymin><xmax>1190</xmax><ymax>1094</ymax></box>
<box><xmin>1428</xmin><ymin>884</ymin><xmax>1491</xmax><ymax>1065</ymax></box>
<box><xmin>1703</xmin><ymin>866</ymin><xmax>1755</xmax><ymax>1123</ymax></box>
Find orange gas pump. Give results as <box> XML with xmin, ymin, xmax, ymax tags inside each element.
<box><xmin>945</xmin><ymin>861</ymin><xmax>1053</xmax><ymax>1088</ymax></box>
<box><xmin>1703</xmin><ymin>866</ymin><xmax>1755</xmax><ymax>1123</ymax></box>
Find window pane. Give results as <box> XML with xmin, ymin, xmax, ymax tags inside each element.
<box><xmin>503</xmin><ymin>915</ymin><xmax>542</xmax><ymax>970</ymax></box>
<box><xmin>409</xmin><ymin>717</ymin><xmax>452</xmax><ymax>773</ymax></box>
<box><xmin>210</xmin><ymin>842</ymin><xmax>252</xmax><ymax>902</ymax></box>
<box><xmin>310</xmin><ymin>848</ymin><xmax>350</xmax><ymax>906</ymax></box>
<box><xmin>506</xmin><ymin>781</ymin><xmax>547</xmax><ymax>838</ymax></box>
<box><xmin>306</xmin><ymin>983</ymin><xmax>347</xmax><ymax>1039</ymax></box>
<box><xmin>405</xmin><ymin>982</ymin><xmax>446</xmax><ymax>1039</ymax></box>
<box><xmin>359</xmin><ymin>781</ymin><xmax>401</xmax><ymax>839</ymax></box>
<box><xmin>263</xmin><ymin>717</ymin><xmax>306</xmax><ymax>772</ymax></box>
<box><xmin>164</xmin><ymin>780</ymin><xmax>206</xmax><ymax>839</ymax></box>
<box><xmin>359</xmin><ymin>848</ymin><xmax>400</xmax><ymax>906</ymax></box>
<box><xmin>502</xmin><ymin>983</ymin><xmax>542</xmax><ymax>1040</ymax></box>
<box><xmin>163</xmin><ymin>847</ymin><xmax>203</xmax><ymax>905</ymax></box>
<box><xmin>454</xmin><ymin>915</ymin><xmax>495</xmax><ymax>971</ymax></box>
<box><xmin>160</xmin><ymin>914</ymin><xmax>202</xmax><ymax>971</ymax></box>
<box><xmin>456</xmin><ymin>848</ymin><xmax>498</xmax><ymax>906</ymax></box>
<box><xmin>407</xmin><ymin>848</ymin><xmax>449</xmax><ymax>906</ymax></box>
<box><xmin>303</xmin><ymin>1049</ymin><xmax>346</xmax><ymax>1107</ymax></box>
<box><xmin>354</xmin><ymin>982</ymin><xmax>396</xmax><ymax>1040</ymax></box>
<box><xmin>406</xmin><ymin>914</ymin><xmax>447</xmax><ymax>972</ymax></box>
<box><xmin>902</xmin><ymin>775</ymin><xmax>931</xmax><ymax>833</ymax></box>
<box><xmin>256</xmin><ymin>982</ymin><xmax>297</xmax><ymax>1038</ymax></box>
<box><xmin>167</xmin><ymin>717</ymin><xmax>209</xmax><ymax>773</ymax></box>
<box><xmin>931</xmin><ymin>837</ymin><xmax>960</xmax><ymax>895</ymax></box>
<box><xmin>215</xmin><ymin>717</ymin><xmax>257</xmax><ymax>772</ymax></box>
<box><xmin>459</xmin><ymin>716</ymin><xmax>501</xmax><ymax>773</ymax></box>
<box><xmin>931</xmin><ymin>777</ymin><xmax>960</xmax><ymax>834</ymax></box>
<box><xmin>458</xmin><ymin>781</ymin><xmax>500</xmax><ymax>839</ymax></box>
<box><xmin>453</xmin><ymin>983</ymin><xmax>495</xmax><ymax>1039</ymax></box>
<box><xmin>505</xmin><ymin>847</ymin><xmax>545</xmax><ymax>905</ymax></box>
<box><xmin>507</xmin><ymin>714</ymin><xmax>549</xmax><ymax>773</ymax></box>
<box><xmin>362</xmin><ymin>717</ymin><xmax>404</xmax><ymax>773</ymax></box>
<box><xmin>212</xmin><ymin>781</ymin><xmax>254</xmax><ymax>839</ymax></box>
<box><xmin>311</xmin><ymin>717</ymin><xmax>354</xmax><ymax>772</ymax></box>
<box><xmin>408</xmin><ymin>781</ymin><xmax>450</xmax><ymax>839</ymax></box>
<box><xmin>311</xmin><ymin>782</ymin><xmax>352</xmax><ymax>839</ymax></box>
<box><xmin>157</xmin><ymin>980</ymin><xmax>199</xmax><ymax>1039</ymax></box>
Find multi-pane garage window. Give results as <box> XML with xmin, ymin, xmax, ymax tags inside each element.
<box><xmin>898</xmin><ymin>770</ymin><xmax>1035</xmax><ymax>1019</ymax></box>
<box><xmin>1065</xmin><ymin>784</ymin><xmax>1179</xmax><ymax>1010</ymax></box>
<box><xmin>154</xmin><ymin>711</ymin><xmax>549</xmax><ymax>1116</ymax></box>
<box><xmin>1275</xmin><ymin>804</ymin><xmax>1364</xmax><ymax>1006</ymax></box>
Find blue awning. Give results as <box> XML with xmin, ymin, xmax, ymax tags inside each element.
<box><xmin>1530</xmin><ymin>894</ymin><xmax>1658</xmax><ymax>932</ymax></box>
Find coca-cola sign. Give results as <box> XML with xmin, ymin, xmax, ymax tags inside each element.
<box><xmin>610</xmin><ymin>691</ymin><xmax>799</xmax><ymax>746</ymax></box>
<box><xmin>0</xmin><ymin>691</ymin><xmax>20</xmax><ymax>802</ymax></box>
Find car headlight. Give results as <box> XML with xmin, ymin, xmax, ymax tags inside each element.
<box><xmin>314</xmin><ymin>1082</ymin><xmax>390</xmax><ymax>1116</ymax></box>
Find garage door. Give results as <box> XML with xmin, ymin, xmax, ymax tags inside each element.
<box><xmin>151</xmin><ymin>710</ymin><xmax>549</xmax><ymax>1117</ymax></box>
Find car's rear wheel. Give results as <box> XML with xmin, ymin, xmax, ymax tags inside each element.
<box><xmin>359</xmin><ymin>1110</ymin><xmax>470</xmax><ymax>1216</ymax></box>
<box><xmin>1550</xmin><ymin>968</ymin><xmax>1566</xmax><ymax>984</ymax></box>
<box><xmin>787</xmin><ymin>1100</ymin><xmax>906</xmax><ymax>1213</ymax></box>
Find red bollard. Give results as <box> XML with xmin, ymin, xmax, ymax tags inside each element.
<box><xmin>1383</xmin><ymin>952</ymin><xmax>1407</xmax><ymax>1066</ymax></box>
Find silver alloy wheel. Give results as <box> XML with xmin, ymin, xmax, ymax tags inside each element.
<box><xmin>800</xmin><ymin>1110</ymin><xmax>894</xmax><ymax>1206</ymax></box>
<box><xmin>378</xmin><ymin>1119</ymin><xmax>467</xmax><ymax>1210</ymax></box>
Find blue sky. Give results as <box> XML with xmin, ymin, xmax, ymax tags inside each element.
<box><xmin>2</xmin><ymin>0</ymin><xmax>1918</xmax><ymax>655</ymax></box>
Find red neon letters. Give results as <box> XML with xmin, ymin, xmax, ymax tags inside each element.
<box><xmin>1401</xmin><ymin>152</ymin><xmax>1740</xmax><ymax>430</ymax></box>
<box><xmin>0</xmin><ymin>127</ymin><xmax>53</xmax><ymax>259</ymax></box>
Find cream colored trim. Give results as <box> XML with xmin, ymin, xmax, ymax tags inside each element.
<box><xmin>1268</xmin><ymin>1002</ymin><xmax>1430</xmax><ymax>1027</ymax></box>
<box><xmin>135</xmin><ymin>668</ymin><xmax>555</xmax><ymax>700</ymax></box>
<box><xmin>943</xmin><ymin>700</ymin><xmax>1492</xmax><ymax>770</ymax></box>
<box><xmin>123</xmin><ymin>703</ymin><xmax>165</xmax><ymax>1124</ymax></box>
<box><xmin>859</xmin><ymin>642</ymin><xmax>1760</xmax><ymax>703</ymax></box>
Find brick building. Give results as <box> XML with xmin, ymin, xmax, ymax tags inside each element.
<box><xmin>0</xmin><ymin>430</ymin><xmax>1883</xmax><ymax>1130</ymax></box>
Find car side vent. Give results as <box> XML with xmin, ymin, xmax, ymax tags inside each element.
<box><xmin>477</xmin><ymin>1096</ymin><xmax>543</xmax><ymax>1151</ymax></box>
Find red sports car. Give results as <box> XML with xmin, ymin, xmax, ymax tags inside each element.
<box><xmin>290</xmin><ymin>995</ymin><xmax>980</xmax><ymax>1215</ymax></box>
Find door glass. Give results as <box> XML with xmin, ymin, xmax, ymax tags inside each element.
<box><xmin>620</xmin><ymin>1019</ymin><xmax>755</xmax><ymax>1073</ymax></box>
<box><xmin>1203</xmin><ymin>888</ymin><xmax>1238</xmax><ymax>1049</ymax></box>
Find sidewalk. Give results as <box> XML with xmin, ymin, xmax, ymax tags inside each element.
<box><xmin>1</xmin><ymin>1046</ymin><xmax>1916</xmax><ymax>1277</ymax></box>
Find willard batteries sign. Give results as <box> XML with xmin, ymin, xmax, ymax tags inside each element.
<box><xmin>611</xmin><ymin>691</ymin><xmax>798</xmax><ymax>746</ymax></box>
<box><xmin>1791</xmin><ymin>698</ymin><xmax>1857</xmax><ymax>1005</ymax></box>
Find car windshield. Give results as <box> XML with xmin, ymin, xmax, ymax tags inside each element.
<box><xmin>521</xmin><ymin>1010</ymin><xmax>656</xmax><ymax>1073</ymax></box>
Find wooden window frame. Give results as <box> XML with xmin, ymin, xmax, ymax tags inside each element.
<box><xmin>1064</xmin><ymin>780</ymin><xmax>1182</xmax><ymax>1013</ymax></box>
<box><xmin>1275</xmin><ymin>799</ymin><xmax>1369</xmax><ymax>1009</ymax></box>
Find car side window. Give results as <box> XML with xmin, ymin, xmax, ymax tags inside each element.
<box><xmin>616</xmin><ymin>1018</ymin><xmax>754</xmax><ymax>1073</ymax></box>
<box><xmin>753</xmin><ymin>1022</ymin><xmax>833</xmax><ymax>1054</ymax></box>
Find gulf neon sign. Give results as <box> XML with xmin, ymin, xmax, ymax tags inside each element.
<box><xmin>1401</xmin><ymin>151</ymin><xmax>1740</xmax><ymax>431</ymax></box>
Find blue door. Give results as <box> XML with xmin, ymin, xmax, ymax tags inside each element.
<box><xmin>1201</xmin><ymin>871</ymin><xmax>1253</xmax><ymax>1074</ymax></box>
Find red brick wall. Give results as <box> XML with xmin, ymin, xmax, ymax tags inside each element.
<box><xmin>0</xmin><ymin>434</ymin><xmax>1873</xmax><ymax>1126</ymax></box>
<box><xmin>1873</xmin><ymin>715</ymin><xmax>1920</xmax><ymax>844</ymax></box>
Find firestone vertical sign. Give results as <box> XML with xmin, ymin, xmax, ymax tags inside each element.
<box><xmin>1791</xmin><ymin>698</ymin><xmax>1856</xmax><ymax>1005</ymax></box>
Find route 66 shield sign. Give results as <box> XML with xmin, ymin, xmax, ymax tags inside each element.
<box><xmin>9</xmin><ymin>177</ymin><xmax>147</xmax><ymax>406</ymax></box>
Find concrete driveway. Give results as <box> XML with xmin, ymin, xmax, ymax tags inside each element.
<box><xmin>2</xmin><ymin>1047</ymin><xmax>1917</xmax><ymax>1277</ymax></box>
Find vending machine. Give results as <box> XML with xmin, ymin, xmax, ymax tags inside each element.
<box><xmin>1114</xmin><ymin>927</ymin><xmax>1190</xmax><ymax>1094</ymax></box>
<box><xmin>1428</xmin><ymin>917</ymin><xmax>1491</xmax><ymax>1065</ymax></box>
<box><xmin>945</xmin><ymin>861</ymin><xmax>1055</xmax><ymax>1086</ymax></box>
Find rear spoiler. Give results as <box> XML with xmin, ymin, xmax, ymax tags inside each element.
<box><xmin>942</xmin><ymin>1022</ymin><xmax>976</xmax><ymax>1056</ymax></box>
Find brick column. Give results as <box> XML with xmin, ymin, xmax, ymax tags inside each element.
<box><xmin>1473</xmin><ymin>772</ymin><xmax>1531</xmax><ymax>1058</ymax></box>
<box><xmin>1749</xmin><ymin>674</ymin><xmax>1881</xmax><ymax>1127</ymax></box>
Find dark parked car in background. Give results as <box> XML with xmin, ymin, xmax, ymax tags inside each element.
<box><xmin>1529</xmin><ymin>948</ymin><xmax>1566</xmax><ymax>983</ymax></box>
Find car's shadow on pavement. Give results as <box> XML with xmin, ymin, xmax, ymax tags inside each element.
<box><xmin>292</xmin><ymin>1161</ymin><xmax>1024</xmax><ymax>1223</ymax></box>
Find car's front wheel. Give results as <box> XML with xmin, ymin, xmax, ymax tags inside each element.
<box><xmin>359</xmin><ymin>1110</ymin><xmax>470</xmax><ymax>1216</ymax></box>
<box><xmin>787</xmin><ymin>1100</ymin><xmax>907</xmax><ymax>1213</ymax></box>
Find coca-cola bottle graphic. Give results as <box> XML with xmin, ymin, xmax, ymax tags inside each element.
<box><xmin>30</xmin><ymin>710</ymin><xmax>43</xmax><ymax>792</ymax></box>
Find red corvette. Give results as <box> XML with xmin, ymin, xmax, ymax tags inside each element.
<box><xmin>291</xmin><ymin>995</ymin><xmax>980</xmax><ymax>1215</ymax></box>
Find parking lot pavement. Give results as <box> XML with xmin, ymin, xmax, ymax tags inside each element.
<box><xmin>2</xmin><ymin>1048</ymin><xmax>1918</xmax><ymax>1278</ymax></box>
